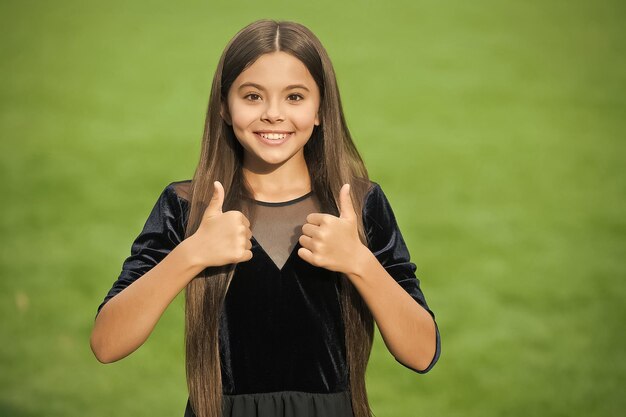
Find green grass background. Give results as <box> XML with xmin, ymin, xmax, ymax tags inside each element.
<box><xmin>1</xmin><ymin>0</ymin><xmax>624</xmax><ymax>416</ymax></box>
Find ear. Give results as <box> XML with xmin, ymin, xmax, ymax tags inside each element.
<box><xmin>220</xmin><ymin>102</ymin><xmax>232</xmax><ymax>126</ymax></box>
<box><xmin>314</xmin><ymin>111</ymin><xmax>320</xmax><ymax>126</ymax></box>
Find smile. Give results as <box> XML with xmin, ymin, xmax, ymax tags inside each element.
<box><xmin>254</xmin><ymin>132</ymin><xmax>294</xmax><ymax>146</ymax></box>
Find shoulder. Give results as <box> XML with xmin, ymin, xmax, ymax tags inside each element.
<box><xmin>165</xmin><ymin>179</ymin><xmax>192</xmax><ymax>203</ymax></box>
<box><xmin>363</xmin><ymin>179</ymin><xmax>381</xmax><ymax>200</ymax></box>
<box><xmin>350</xmin><ymin>178</ymin><xmax>387</xmax><ymax>219</ymax></box>
<box><xmin>142</xmin><ymin>180</ymin><xmax>191</xmax><ymax>234</ymax></box>
<box><xmin>148</xmin><ymin>180</ymin><xmax>191</xmax><ymax>223</ymax></box>
<box><xmin>361</xmin><ymin>179</ymin><xmax>388</xmax><ymax>214</ymax></box>
<box><xmin>360</xmin><ymin>180</ymin><xmax>402</xmax><ymax>240</ymax></box>
<box><xmin>349</xmin><ymin>177</ymin><xmax>379</xmax><ymax>205</ymax></box>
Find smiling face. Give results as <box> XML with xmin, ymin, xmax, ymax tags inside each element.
<box><xmin>222</xmin><ymin>51</ymin><xmax>321</xmax><ymax>170</ymax></box>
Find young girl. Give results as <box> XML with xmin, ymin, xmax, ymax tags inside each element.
<box><xmin>91</xmin><ymin>19</ymin><xmax>440</xmax><ymax>417</ymax></box>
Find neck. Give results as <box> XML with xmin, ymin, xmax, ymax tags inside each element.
<box><xmin>242</xmin><ymin>153</ymin><xmax>311</xmax><ymax>202</ymax></box>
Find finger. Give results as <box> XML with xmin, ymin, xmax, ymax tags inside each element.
<box><xmin>301</xmin><ymin>223</ymin><xmax>321</xmax><ymax>238</ymax></box>
<box><xmin>297</xmin><ymin>247</ymin><xmax>316</xmax><ymax>265</ymax></box>
<box><xmin>205</xmin><ymin>180</ymin><xmax>224</xmax><ymax>217</ymax></box>
<box><xmin>306</xmin><ymin>212</ymin><xmax>330</xmax><ymax>225</ymax></box>
<box><xmin>298</xmin><ymin>234</ymin><xmax>314</xmax><ymax>249</ymax></box>
<box><xmin>241</xmin><ymin>249</ymin><xmax>253</xmax><ymax>262</ymax></box>
<box><xmin>339</xmin><ymin>183</ymin><xmax>356</xmax><ymax>221</ymax></box>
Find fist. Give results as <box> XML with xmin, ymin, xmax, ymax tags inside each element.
<box><xmin>297</xmin><ymin>183</ymin><xmax>365</xmax><ymax>274</ymax></box>
<box><xmin>188</xmin><ymin>181</ymin><xmax>253</xmax><ymax>267</ymax></box>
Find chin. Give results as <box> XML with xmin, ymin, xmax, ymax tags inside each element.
<box><xmin>258</xmin><ymin>155</ymin><xmax>294</xmax><ymax>166</ymax></box>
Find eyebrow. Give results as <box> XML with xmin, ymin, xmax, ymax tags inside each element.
<box><xmin>237</xmin><ymin>82</ymin><xmax>310</xmax><ymax>92</ymax></box>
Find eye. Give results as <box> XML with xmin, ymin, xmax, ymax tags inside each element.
<box><xmin>244</xmin><ymin>93</ymin><xmax>261</xmax><ymax>101</ymax></box>
<box><xmin>288</xmin><ymin>94</ymin><xmax>304</xmax><ymax>101</ymax></box>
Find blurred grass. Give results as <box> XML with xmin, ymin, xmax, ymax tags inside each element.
<box><xmin>1</xmin><ymin>0</ymin><xmax>624</xmax><ymax>416</ymax></box>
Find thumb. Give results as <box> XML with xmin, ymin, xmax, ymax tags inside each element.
<box><xmin>205</xmin><ymin>180</ymin><xmax>224</xmax><ymax>217</ymax></box>
<box><xmin>338</xmin><ymin>183</ymin><xmax>356</xmax><ymax>222</ymax></box>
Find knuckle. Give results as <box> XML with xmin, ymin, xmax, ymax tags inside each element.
<box><xmin>319</xmin><ymin>243</ymin><xmax>327</xmax><ymax>254</ymax></box>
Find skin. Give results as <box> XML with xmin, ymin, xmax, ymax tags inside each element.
<box><xmin>91</xmin><ymin>51</ymin><xmax>436</xmax><ymax>371</ymax></box>
<box><xmin>221</xmin><ymin>51</ymin><xmax>320</xmax><ymax>201</ymax></box>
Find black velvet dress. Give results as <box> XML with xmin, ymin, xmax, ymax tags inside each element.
<box><xmin>95</xmin><ymin>179</ymin><xmax>441</xmax><ymax>417</ymax></box>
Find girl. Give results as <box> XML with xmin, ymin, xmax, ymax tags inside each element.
<box><xmin>91</xmin><ymin>19</ymin><xmax>440</xmax><ymax>417</ymax></box>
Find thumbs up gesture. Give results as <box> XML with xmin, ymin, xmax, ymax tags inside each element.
<box><xmin>297</xmin><ymin>184</ymin><xmax>365</xmax><ymax>274</ymax></box>
<box><xmin>188</xmin><ymin>181</ymin><xmax>253</xmax><ymax>268</ymax></box>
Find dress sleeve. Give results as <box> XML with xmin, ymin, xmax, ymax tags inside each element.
<box><xmin>95</xmin><ymin>183</ymin><xmax>188</xmax><ymax>319</ymax></box>
<box><xmin>362</xmin><ymin>181</ymin><xmax>441</xmax><ymax>374</ymax></box>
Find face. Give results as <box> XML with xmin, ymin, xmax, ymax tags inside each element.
<box><xmin>222</xmin><ymin>51</ymin><xmax>321</xmax><ymax>170</ymax></box>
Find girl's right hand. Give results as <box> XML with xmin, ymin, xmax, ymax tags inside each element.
<box><xmin>187</xmin><ymin>180</ymin><xmax>253</xmax><ymax>268</ymax></box>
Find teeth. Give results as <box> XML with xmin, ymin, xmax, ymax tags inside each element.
<box><xmin>259</xmin><ymin>132</ymin><xmax>290</xmax><ymax>140</ymax></box>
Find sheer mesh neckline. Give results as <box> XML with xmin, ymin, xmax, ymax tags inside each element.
<box><xmin>248</xmin><ymin>191</ymin><xmax>320</xmax><ymax>270</ymax></box>
<box><xmin>171</xmin><ymin>181</ymin><xmax>314</xmax><ymax>207</ymax></box>
<box><xmin>171</xmin><ymin>180</ymin><xmax>320</xmax><ymax>270</ymax></box>
<box><xmin>245</xmin><ymin>190</ymin><xmax>314</xmax><ymax>207</ymax></box>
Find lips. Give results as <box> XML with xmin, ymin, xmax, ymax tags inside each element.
<box><xmin>254</xmin><ymin>131</ymin><xmax>294</xmax><ymax>146</ymax></box>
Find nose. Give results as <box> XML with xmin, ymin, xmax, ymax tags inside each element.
<box><xmin>261</xmin><ymin>99</ymin><xmax>284</xmax><ymax>123</ymax></box>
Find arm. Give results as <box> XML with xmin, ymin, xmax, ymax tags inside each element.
<box><xmin>90</xmin><ymin>181</ymin><xmax>252</xmax><ymax>364</ymax></box>
<box><xmin>90</xmin><ymin>184</ymin><xmax>195</xmax><ymax>363</ymax></box>
<box><xmin>299</xmin><ymin>181</ymin><xmax>441</xmax><ymax>373</ymax></box>
<box><xmin>346</xmin><ymin>245</ymin><xmax>437</xmax><ymax>372</ymax></box>
<box><xmin>90</xmin><ymin>239</ymin><xmax>204</xmax><ymax>363</ymax></box>
<box><xmin>354</xmin><ymin>182</ymin><xmax>440</xmax><ymax>373</ymax></box>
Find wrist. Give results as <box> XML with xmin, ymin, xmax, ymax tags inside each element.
<box><xmin>345</xmin><ymin>243</ymin><xmax>375</xmax><ymax>280</ymax></box>
<box><xmin>178</xmin><ymin>235</ymin><xmax>208</xmax><ymax>270</ymax></box>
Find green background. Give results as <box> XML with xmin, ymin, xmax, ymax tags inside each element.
<box><xmin>1</xmin><ymin>0</ymin><xmax>624</xmax><ymax>416</ymax></box>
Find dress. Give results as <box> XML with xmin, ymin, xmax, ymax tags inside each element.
<box><xmin>95</xmin><ymin>179</ymin><xmax>441</xmax><ymax>417</ymax></box>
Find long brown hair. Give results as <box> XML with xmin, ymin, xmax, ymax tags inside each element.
<box><xmin>183</xmin><ymin>19</ymin><xmax>375</xmax><ymax>417</ymax></box>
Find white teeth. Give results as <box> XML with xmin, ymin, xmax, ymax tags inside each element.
<box><xmin>259</xmin><ymin>133</ymin><xmax>290</xmax><ymax>140</ymax></box>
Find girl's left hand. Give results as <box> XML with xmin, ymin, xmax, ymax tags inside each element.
<box><xmin>297</xmin><ymin>183</ymin><xmax>366</xmax><ymax>274</ymax></box>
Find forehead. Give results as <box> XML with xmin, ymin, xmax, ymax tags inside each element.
<box><xmin>232</xmin><ymin>51</ymin><xmax>317</xmax><ymax>90</ymax></box>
